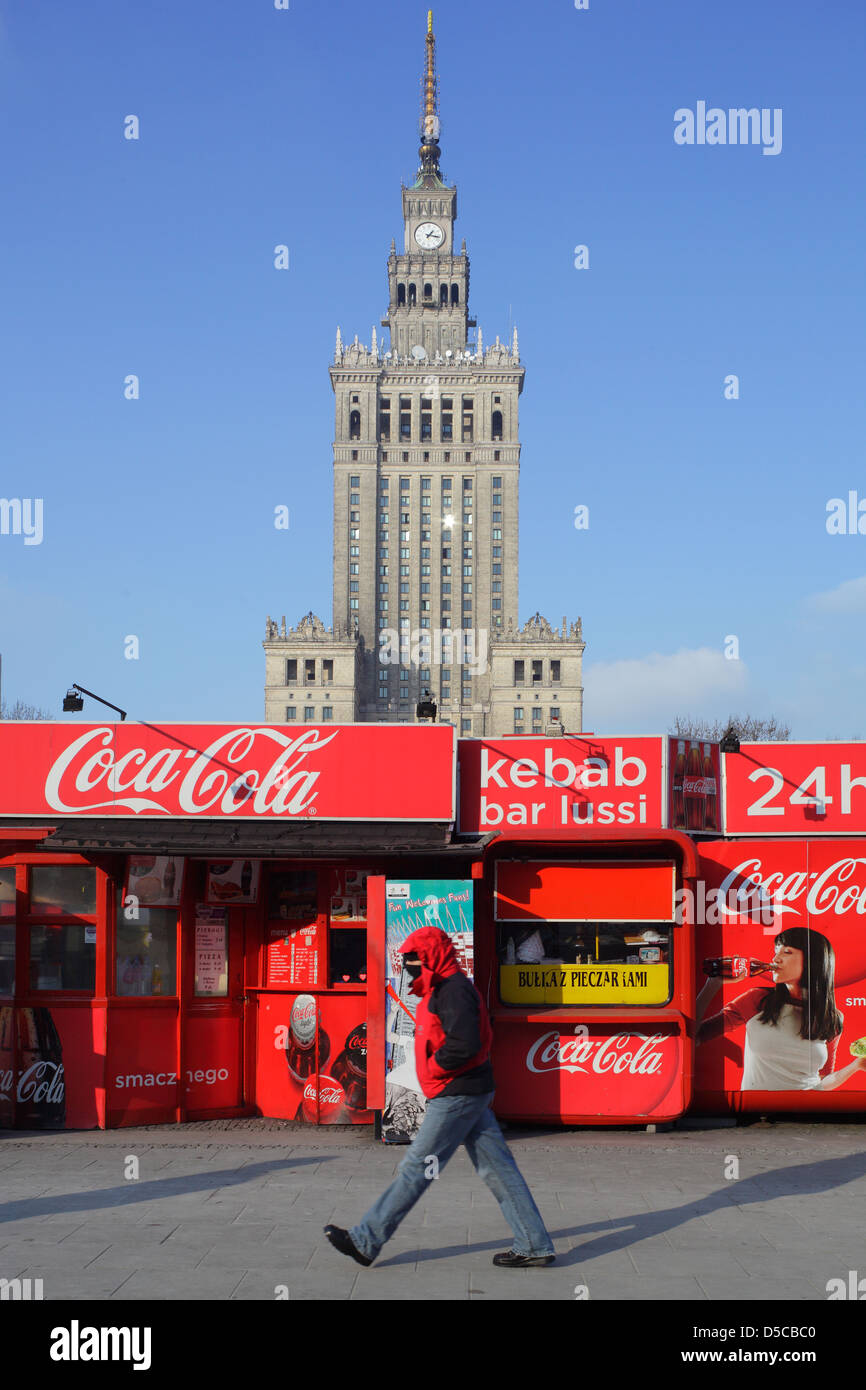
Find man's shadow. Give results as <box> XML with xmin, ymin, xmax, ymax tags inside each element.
<box><xmin>403</xmin><ymin>1150</ymin><xmax>866</xmax><ymax>1268</ymax></box>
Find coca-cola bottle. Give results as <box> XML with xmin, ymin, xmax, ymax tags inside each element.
<box><xmin>17</xmin><ymin>1006</ymin><xmax>66</xmax><ymax>1129</ymax></box>
<box><xmin>684</xmin><ymin>742</ymin><xmax>705</xmax><ymax>832</ymax></box>
<box><xmin>702</xmin><ymin>743</ymin><xmax>719</xmax><ymax>831</ymax></box>
<box><xmin>163</xmin><ymin>859</ymin><xmax>176</xmax><ymax>899</ymax></box>
<box><xmin>295</xmin><ymin>1075</ymin><xmax>346</xmax><ymax>1124</ymax></box>
<box><xmin>0</xmin><ymin>1005</ymin><xmax>14</xmax><ymax>1129</ymax></box>
<box><xmin>332</xmin><ymin>1022</ymin><xmax>367</xmax><ymax>1114</ymax></box>
<box><xmin>285</xmin><ymin>993</ymin><xmax>330</xmax><ymax>1083</ymax></box>
<box><xmin>672</xmin><ymin>740</ymin><xmax>686</xmax><ymax>827</ymax></box>
<box><xmin>240</xmin><ymin>860</ymin><xmax>252</xmax><ymax>896</ymax></box>
<box><xmin>703</xmin><ymin>957</ymin><xmax>775</xmax><ymax>980</ymax></box>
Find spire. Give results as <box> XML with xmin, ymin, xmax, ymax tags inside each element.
<box><xmin>335</xmin><ymin>326</ymin><xmax>343</xmax><ymax>362</ymax></box>
<box><xmin>416</xmin><ymin>10</ymin><xmax>443</xmax><ymax>182</ymax></box>
<box><xmin>512</xmin><ymin>325</ymin><xmax>519</xmax><ymax>359</ymax></box>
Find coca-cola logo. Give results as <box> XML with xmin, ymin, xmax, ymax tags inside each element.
<box><xmin>302</xmin><ymin>1081</ymin><xmax>343</xmax><ymax>1105</ymax></box>
<box><xmin>300</xmin><ymin>1074</ymin><xmax>346</xmax><ymax>1123</ymax></box>
<box><xmin>684</xmin><ymin>777</ymin><xmax>717</xmax><ymax>795</ymax></box>
<box><xmin>290</xmin><ymin>995</ymin><xmax>317</xmax><ymax>1047</ymax></box>
<box><xmin>43</xmin><ymin>726</ymin><xmax>339</xmax><ymax>816</ymax></box>
<box><xmin>703</xmin><ymin>848</ymin><xmax>866</xmax><ymax>987</ymax></box>
<box><xmin>526</xmin><ymin>1031</ymin><xmax>668</xmax><ymax>1077</ymax></box>
<box><xmin>718</xmin><ymin>856</ymin><xmax>866</xmax><ymax>922</ymax></box>
<box><xmin>347</xmin><ymin>1033</ymin><xmax>366</xmax><ymax>1052</ymax></box>
<box><xmin>15</xmin><ymin>1060</ymin><xmax>65</xmax><ymax>1105</ymax></box>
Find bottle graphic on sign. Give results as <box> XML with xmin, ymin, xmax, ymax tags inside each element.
<box><xmin>285</xmin><ymin>993</ymin><xmax>330</xmax><ymax>1083</ymax></box>
<box><xmin>702</xmin><ymin>743</ymin><xmax>718</xmax><ymax>831</ymax></box>
<box><xmin>684</xmin><ymin>742</ymin><xmax>704</xmax><ymax>832</ymax></box>
<box><xmin>703</xmin><ymin>957</ymin><xmax>775</xmax><ymax>980</ymax></box>
<box><xmin>672</xmin><ymin>741</ymin><xmax>686</xmax><ymax>827</ymax></box>
<box><xmin>163</xmin><ymin>859</ymin><xmax>176</xmax><ymax>899</ymax></box>
<box><xmin>332</xmin><ymin>1023</ymin><xmax>367</xmax><ymax>1114</ymax></box>
<box><xmin>17</xmin><ymin>1006</ymin><xmax>66</xmax><ymax>1129</ymax></box>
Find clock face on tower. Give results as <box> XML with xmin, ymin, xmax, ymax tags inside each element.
<box><xmin>414</xmin><ymin>221</ymin><xmax>445</xmax><ymax>250</ymax></box>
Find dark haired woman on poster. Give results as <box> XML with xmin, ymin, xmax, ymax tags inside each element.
<box><xmin>696</xmin><ymin>927</ymin><xmax>866</xmax><ymax>1091</ymax></box>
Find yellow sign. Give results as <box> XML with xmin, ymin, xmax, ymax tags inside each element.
<box><xmin>500</xmin><ymin>962</ymin><xmax>670</xmax><ymax>1006</ymax></box>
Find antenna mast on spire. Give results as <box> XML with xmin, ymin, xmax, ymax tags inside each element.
<box><xmin>416</xmin><ymin>10</ymin><xmax>442</xmax><ymax>180</ymax></box>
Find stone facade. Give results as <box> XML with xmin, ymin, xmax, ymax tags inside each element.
<box><xmin>263</xmin><ymin>613</ymin><xmax>360</xmax><ymax>726</ymax></box>
<box><xmin>263</xmin><ymin>17</ymin><xmax>584</xmax><ymax>735</ymax></box>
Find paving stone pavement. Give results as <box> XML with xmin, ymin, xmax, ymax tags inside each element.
<box><xmin>0</xmin><ymin>1117</ymin><xmax>864</xmax><ymax>1301</ymax></box>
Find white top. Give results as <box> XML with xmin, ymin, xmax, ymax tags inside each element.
<box><xmin>742</xmin><ymin>1005</ymin><xmax>827</xmax><ymax>1091</ymax></box>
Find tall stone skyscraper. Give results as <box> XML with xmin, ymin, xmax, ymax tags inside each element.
<box><xmin>265</xmin><ymin>12</ymin><xmax>584</xmax><ymax>737</ymax></box>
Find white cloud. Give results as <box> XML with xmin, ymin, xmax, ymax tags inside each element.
<box><xmin>584</xmin><ymin>646</ymin><xmax>748</xmax><ymax>732</ymax></box>
<box><xmin>804</xmin><ymin>576</ymin><xmax>866</xmax><ymax>614</ymax></box>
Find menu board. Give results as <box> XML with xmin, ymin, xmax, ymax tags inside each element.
<box><xmin>268</xmin><ymin>922</ymin><xmax>320</xmax><ymax>987</ymax></box>
<box><xmin>126</xmin><ymin>855</ymin><xmax>184</xmax><ymax>908</ymax></box>
<box><xmin>194</xmin><ymin>905</ymin><xmax>228</xmax><ymax>996</ymax></box>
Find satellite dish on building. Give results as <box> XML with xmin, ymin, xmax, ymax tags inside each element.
<box><xmin>411</xmin><ymin>345</ymin><xmax>427</xmax><ymax>360</ymax></box>
<box><xmin>445</xmin><ymin>350</ymin><xmax>453</xmax><ymax>358</ymax></box>
<box><xmin>384</xmin><ymin>351</ymin><xmax>392</xmax><ymax>360</ymax></box>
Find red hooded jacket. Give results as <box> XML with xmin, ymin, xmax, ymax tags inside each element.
<box><xmin>399</xmin><ymin>926</ymin><xmax>493</xmax><ymax>1100</ymax></box>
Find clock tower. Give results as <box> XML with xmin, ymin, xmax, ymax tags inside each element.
<box><xmin>264</xmin><ymin>10</ymin><xmax>585</xmax><ymax>738</ymax></box>
<box><xmin>387</xmin><ymin>11</ymin><xmax>471</xmax><ymax>361</ymax></box>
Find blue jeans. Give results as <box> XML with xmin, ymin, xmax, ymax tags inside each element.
<box><xmin>350</xmin><ymin>1091</ymin><xmax>554</xmax><ymax>1261</ymax></box>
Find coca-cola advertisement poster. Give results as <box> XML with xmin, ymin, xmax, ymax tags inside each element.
<box><xmin>723</xmin><ymin>742</ymin><xmax>866</xmax><ymax>836</ymax></box>
<box><xmin>668</xmin><ymin>737</ymin><xmax>721</xmax><ymax>835</ymax></box>
<box><xmin>125</xmin><ymin>855</ymin><xmax>184</xmax><ymax>908</ymax></box>
<box><xmin>0</xmin><ymin>721</ymin><xmax>455</xmax><ymax>820</ymax></box>
<box><xmin>381</xmin><ymin>879</ymin><xmax>474</xmax><ymax>1144</ymax></box>
<box><xmin>254</xmin><ymin>992</ymin><xmax>371</xmax><ymax>1124</ymax></box>
<box><xmin>694</xmin><ymin>839</ymin><xmax>866</xmax><ymax>1104</ymax></box>
<box><xmin>458</xmin><ymin>737</ymin><xmax>665</xmax><ymax>833</ymax></box>
<box><xmin>492</xmin><ymin>1023</ymin><xmax>685</xmax><ymax>1122</ymax></box>
<box><xmin>1</xmin><ymin>1003</ymin><xmax>103</xmax><ymax>1130</ymax></box>
<box><xmin>205</xmin><ymin>859</ymin><xmax>261</xmax><ymax>905</ymax></box>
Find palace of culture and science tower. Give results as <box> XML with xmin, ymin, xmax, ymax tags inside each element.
<box><xmin>264</xmin><ymin>13</ymin><xmax>584</xmax><ymax>737</ymax></box>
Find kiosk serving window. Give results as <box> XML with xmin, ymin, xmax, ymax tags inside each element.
<box><xmin>114</xmin><ymin>889</ymin><xmax>178</xmax><ymax>996</ymax></box>
<box><xmin>495</xmin><ymin>860</ymin><xmax>676</xmax><ymax>1007</ymax></box>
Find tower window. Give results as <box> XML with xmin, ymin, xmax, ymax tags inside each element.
<box><xmin>492</xmin><ymin>410</ymin><xmax>503</xmax><ymax>441</ymax></box>
<box><xmin>323</xmin><ymin>660</ymin><xmax>333</xmax><ymax>682</ymax></box>
<box><xmin>440</xmin><ymin>284</ymin><xmax>448</xmax><ymax>305</ymax></box>
<box><xmin>349</xmin><ymin>410</ymin><xmax>361</xmax><ymax>440</ymax></box>
<box><xmin>514</xmin><ymin>660</ymin><xmax>524</xmax><ymax>685</ymax></box>
<box><xmin>423</xmin><ymin>283</ymin><xmax>432</xmax><ymax>300</ymax></box>
<box><xmin>551</xmin><ymin>660</ymin><xmax>561</xmax><ymax>683</ymax></box>
<box><xmin>305</xmin><ymin>660</ymin><xmax>316</xmax><ymax>683</ymax></box>
<box><xmin>350</xmin><ymin>475</ymin><xmax>360</xmax><ymax>486</ymax></box>
<box><xmin>286</xmin><ymin>659</ymin><xmax>298</xmax><ymax>684</ymax></box>
<box><xmin>531</xmin><ymin>661</ymin><xmax>543</xmax><ymax>684</ymax></box>
<box><xmin>408</xmin><ymin>283</ymin><xmax>417</xmax><ymax>306</ymax></box>
<box><xmin>451</xmin><ymin>284</ymin><xmax>459</xmax><ymax>305</ymax></box>
<box><xmin>398</xmin><ymin>284</ymin><xmax>406</xmax><ymax>306</ymax></box>
<box><xmin>461</xmin><ymin>397</ymin><xmax>473</xmax><ymax>442</ymax></box>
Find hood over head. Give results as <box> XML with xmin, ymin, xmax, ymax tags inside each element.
<box><xmin>400</xmin><ymin>926</ymin><xmax>461</xmax><ymax>996</ymax></box>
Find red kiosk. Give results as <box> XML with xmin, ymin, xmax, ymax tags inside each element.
<box><xmin>1</xmin><ymin>723</ymin><xmax>865</xmax><ymax>1130</ymax></box>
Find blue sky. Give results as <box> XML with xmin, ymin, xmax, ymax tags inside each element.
<box><xmin>0</xmin><ymin>0</ymin><xmax>864</xmax><ymax>737</ymax></box>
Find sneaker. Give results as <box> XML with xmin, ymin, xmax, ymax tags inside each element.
<box><xmin>492</xmin><ymin>1250</ymin><xmax>555</xmax><ymax>1268</ymax></box>
<box><xmin>323</xmin><ymin>1224</ymin><xmax>374</xmax><ymax>1267</ymax></box>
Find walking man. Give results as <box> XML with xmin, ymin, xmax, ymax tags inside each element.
<box><xmin>324</xmin><ymin>925</ymin><xmax>555</xmax><ymax>1268</ymax></box>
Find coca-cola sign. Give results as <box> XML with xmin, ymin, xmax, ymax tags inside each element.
<box><xmin>527</xmin><ymin>1031</ymin><xmax>667</xmax><ymax>1076</ymax></box>
<box><xmin>493</xmin><ymin>1025</ymin><xmax>683</xmax><ymax>1120</ymax></box>
<box><xmin>0</xmin><ymin>722</ymin><xmax>455</xmax><ymax>820</ymax></box>
<box><xmin>698</xmin><ymin>840</ymin><xmax>866</xmax><ymax>987</ymax></box>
